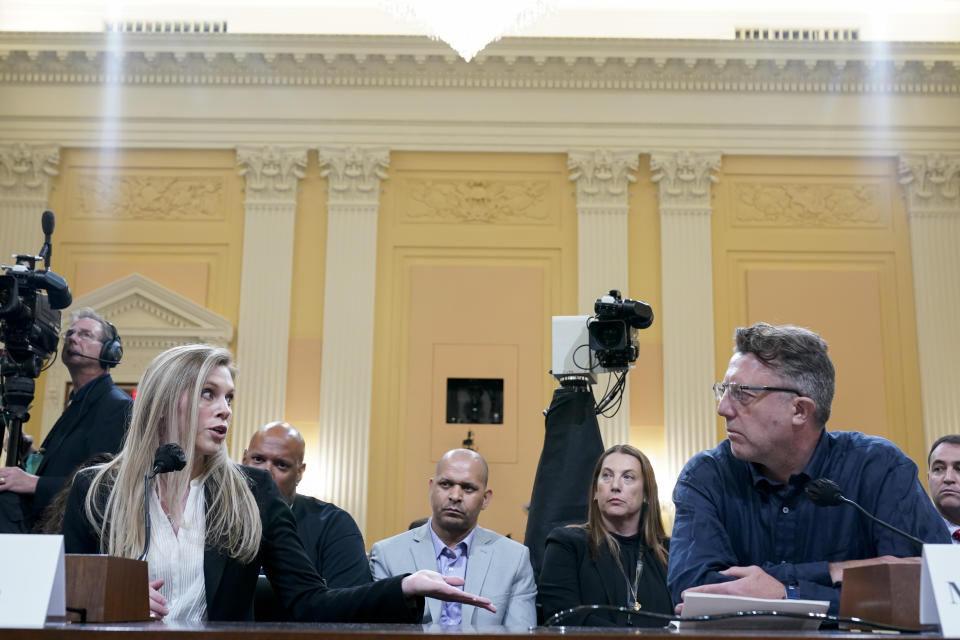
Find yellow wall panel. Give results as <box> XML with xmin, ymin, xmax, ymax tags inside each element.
<box><xmin>712</xmin><ymin>156</ymin><xmax>924</xmax><ymax>464</ymax></box>
<box><xmin>26</xmin><ymin>148</ymin><xmax>245</xmax><ymax>435</ymax></box>
<box><xmin>367</xmin><ymin>151</ymin><xmax>578</xmax><ymax>545</ymax></box>
<box><xmin>47</xmin><ymin>148</ymin><xmax>244</xmax><ymax>322</ymax></box>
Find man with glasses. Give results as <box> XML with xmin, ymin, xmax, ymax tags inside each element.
<box><xmin>0</xmin><ymin>307</ymin><xmax>131</xmax><ymax>531</ymax></box>
<box><xmin>667</xmin><ymin>322</ymin><xmax>949</xmax><ymax>614</ymax></box>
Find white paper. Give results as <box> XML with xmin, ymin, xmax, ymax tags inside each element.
<box><xmin>673</xmin><ymin>591</ymin><xmax>829</xmax><ymax>631</ymax></box>
<box><xmin>920</xmin><ymin>544</ymin><xmax>960</xmax><ymax>636</ymax></box>
<box><xmin>0</xmin><ymin>534</ymin><xmax>66</xmax><ymax>629</ymax></box>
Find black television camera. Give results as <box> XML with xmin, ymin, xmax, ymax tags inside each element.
<box><xmin>0</xmin><ymin>210</ymin><xmax>72</xmax><ymax>467</ymax></box>
<box><xmin>586</xmin><ymin>290</ymin><xmax>653</xmax><ymax>369</ymax></box>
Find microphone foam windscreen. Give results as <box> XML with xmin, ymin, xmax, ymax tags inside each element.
<box><xmin>805</xmin><ymin>477</ymin><xmax>844</xmax><ymax>506</ymax></box>
<box><xmin>154</xmin><ymin>443</ymin><xmax>187</xmax><ymax>474</ymax></box>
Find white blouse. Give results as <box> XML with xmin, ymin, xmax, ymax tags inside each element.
<box><xmin>146</xmin><ymin>478</ymin><xmax>208</xmax><ymax>622</ymax></box>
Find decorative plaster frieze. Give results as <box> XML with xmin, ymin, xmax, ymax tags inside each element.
<box><xmin>898</xmin><ymin>153</ymin><xmax>960</xmax><ymax>216</ymax></box>
<box><xmin>75</xmin><ymin>174</ymin><xmax>223</xmax><ymax>220</ymax></box>
<box><xmin>650</xmin><ymin>151</ymin><xmax>722</xmax><ymax>212</ymax></box>
<box><xmin>733</xmin><ymin>182</ymin><xmax>883</xmax><ymax>226</ymax></box>
<box><xmin>0</xmin><ymin>143</ymin><xmax>59</xmax><ymax>198</ymax></box>
<box><xmin>2</xmin><ymin>33</ymin><xmax>958</xmax><ymax>94</ymax></box>
<box><xmin>237</xmin><ymin>145</ymin><xmax>307</xmax><ymax>203</ymax></box>
<box><xmin>568</xmin><ymin>149</ymin><xmax>638</xmax><ymax>209</ymax></box>
<box><xmin>317</xmin><ymin>146</ymin><xmax>389</xmax><ymax>205</ymax></box>
<box><xmin>403</xmin><ymin>179</ymin><xmax>550</xmax><ymax>224</ymax></box>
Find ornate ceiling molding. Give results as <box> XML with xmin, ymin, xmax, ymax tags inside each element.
<box><xmin>1</xmin><ymin>33</ymin><xmax>958</xmax><ymax>94</ymax></box>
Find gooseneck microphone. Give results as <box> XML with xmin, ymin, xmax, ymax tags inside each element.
<box><xmin>805</xmin><ymin>478</ymin><xmax>924</xmax><ymax>551</ymax></box>
<box><xmin>138</xmin><ymin>444</ymin><xmax>187</xmax><ymax>561</ymax></box>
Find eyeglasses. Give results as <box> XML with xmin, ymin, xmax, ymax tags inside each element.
<box><xmin>713</xmin><ymin>382</ymin><xmax>801</xmax><ymax>404</ymax></box>
<box><xmin>63</xmin><ymin>328</ymin><xmax>99</xmax><ymax>342</ymax></box>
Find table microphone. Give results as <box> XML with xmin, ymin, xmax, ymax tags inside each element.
<box><xmin>805</xmin><ymin>477</ymin><xmax>924</xmax><ymax>551</ymax></box>
<box><xmin>137</xmin><ymin>444</ymin><xmax>187</xmax><ymax>561</ymax></box>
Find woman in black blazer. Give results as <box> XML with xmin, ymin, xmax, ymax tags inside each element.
<box><xmin>538</xmin><ymin>444</ymin><xmax>673</xmax><ymax>626</ymax></box>
<box><xmin>63</xmin><ymin>344</ymin><xmax>492</xmax><ymax>622</ymax></box>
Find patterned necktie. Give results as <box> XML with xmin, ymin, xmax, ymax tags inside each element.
<box><xmin>953</xmin><ymin>529</ymin><xmax>960</xmax><ymax>542</ymax></box>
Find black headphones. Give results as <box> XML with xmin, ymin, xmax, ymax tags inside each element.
<box><xmin>99</xmin><ymin>320</ymin><xmax>123</xmax><ymax>368</ymax></box>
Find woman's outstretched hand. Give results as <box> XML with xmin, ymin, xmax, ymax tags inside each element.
<box><xmin>400</xmin><ymin>570</ymin><xmax>497</xmax><ymax>613</ymax></box>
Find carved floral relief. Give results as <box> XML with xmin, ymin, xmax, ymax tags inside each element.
<box><xmin>75</xmin><ymin>174</ymin><xmax>223</xmax><ymax>220</ymax></box>
<box><xmin>732</xmin><ymin>182</ymin><xmax>884</xmax><ymax>226</ymax></box>
<box><xmin>402</xmin><ymin>179</ymin><xmax>551</xmax><ymax>224</ymax></box>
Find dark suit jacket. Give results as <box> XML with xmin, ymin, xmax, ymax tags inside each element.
<box><xmin>33</xmin><ymin>374</ymin><xmax>131</xmax><ymax>521</ymax></box>
<box><xmin>292</xmin><ymin>493</ymin><xmax>372</xmax><ymax>588</ymax></box>
<box><xmin>255</xmin><ymin>493</ymin><xmax>372</xmax><ymax>620</ymax></box>
<box><xmin>63</xmin><ymin>465</ymin><xmax>419</xmax><ymax>623</ymax></box>
<box><xmin>538</xmin><ymin>526</ymin><xmax>673</xmax><ymax>627</ymax></box>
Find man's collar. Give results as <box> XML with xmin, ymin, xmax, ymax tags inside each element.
<box><xmin>69</xmin><ymin>372</ymin><xmax>110</xmax><ymax>403</ymax></box>
<box><xmin>427</xmin><ymin>517</ymin><xmax>476</xmax><ymax>557</ymax></box>
<box><xmin>748</xmin><ymin>428</ymin><xmax>829</xmax><ymax>489</ymax></box>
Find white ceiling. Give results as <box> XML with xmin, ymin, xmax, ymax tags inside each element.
<box><xmin>1</xmin><ymin>0</ymin><xmax>959</xmax><ymax>42</ymax></box>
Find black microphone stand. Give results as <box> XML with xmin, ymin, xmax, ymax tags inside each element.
<box><xmin>137</xmin><ymin>468</ymin><xmax>160</xmax><ymax>562</ymax></box>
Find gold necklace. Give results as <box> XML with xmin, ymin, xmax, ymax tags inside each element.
<box><xmin>614</xmin><ymin>555</ymin><xmax>644</xmax><ymax>611</ymax></box>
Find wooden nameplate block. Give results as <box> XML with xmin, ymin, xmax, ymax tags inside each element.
<box><xmin>839</xmin><ymin>563</ymin><xmax>921</xmax><ymax>629</ymax></box>
<box><xmin>65</xmin><ymin>554</ymin><xmax>150</xmax><ymax>622</ymax></box>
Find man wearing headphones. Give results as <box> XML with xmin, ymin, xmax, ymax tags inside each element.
<box><xmin>0</xmin><ymin>307</ymin><xmax>132</xmax><ymax>529</ymax></box>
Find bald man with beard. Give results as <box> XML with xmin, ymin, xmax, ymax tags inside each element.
<box><xmin>243</xmin><ymin>422</ymin><xmax>371</xmax><ymax>620</ymax></box>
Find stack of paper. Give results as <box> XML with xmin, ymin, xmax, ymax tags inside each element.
<box><xmin>671</xmin><ymin>591</ymin><xmax>830</xmax><ymax>631</ymax></box>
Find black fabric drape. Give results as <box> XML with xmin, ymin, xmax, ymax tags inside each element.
<box><xmin>523</xmin><ymin>385</ymin><xmax>604</xmax><ymax>581</ymax></box>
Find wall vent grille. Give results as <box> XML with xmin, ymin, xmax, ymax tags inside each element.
<box><xmin>106</xmin><ymin>21</ymin><xmax>228</xmax><ymax>34</ymax></box>
<box><xmin>735</xmin><ymin>27</ymin><xmax>859</xmax><ymax>41</ymax></box>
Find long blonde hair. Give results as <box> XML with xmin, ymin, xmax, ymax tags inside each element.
<box><xmin>82</xmin><ymin>344</ymin><xmax>262</xmax><ymax>563</ymax></box>
<box><xmin>575</xmin><ymin>444</ymin><xmax>669</xmax><ymax>567</ymax></box>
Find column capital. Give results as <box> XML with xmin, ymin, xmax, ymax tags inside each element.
<box><xmin>568</xmin><ymin>149</ymin><xmax>638</xmax><ymax>209</ymax></box>
<box><xmin>236</xmin><ymin>145</ymin><xmax>307</xmax><ymax>204</ymax></box>
<box><xmin>317</xmin><ymin>146</ymin><xmax>389</xmax><ymax>205</ymax></box>
<box><xmin>898</xmin><ymin>153</ymin><xmax>960</xmax><ymax>217</ymax></box>
<box><xmin>650</xmin><ymin>151</ymin><xmax>722</xmax><ymax>213</ymax></box>
<box><xmin>0</xmin><ymin>143</ymin><xmax>60</xmax><ymax>200</ymax></box>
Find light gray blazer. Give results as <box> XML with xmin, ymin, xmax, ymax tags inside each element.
<box><xmin>369</xmin><ymin>522</ymin><xmax>537</xmax><ymax>627</ymax></box>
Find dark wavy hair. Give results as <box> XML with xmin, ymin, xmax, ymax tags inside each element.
<box><xmin>573</xmin><ymin>444</ymin><xmax>668</xmax><ymax>567</ymax></box>
<box><xmin>735</xmin><ymin>322</ymin><xmax>835</xmax><ymax>426</ymax></box>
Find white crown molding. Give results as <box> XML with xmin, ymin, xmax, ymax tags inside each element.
<box><xmin>1</xmin><ymin>33</ymin><xmax>958</xmax><ymax>93</ymax></box>
<box><xmin>2</xmin><ymin>33</ymin><xmax>959</xmax><ymax>155</ymax></box>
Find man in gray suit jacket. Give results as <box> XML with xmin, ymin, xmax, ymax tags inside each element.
<box><xmin>370</xmin><ymin>448</ymin><xmax>537</xmax><ymax>627</ymax></box>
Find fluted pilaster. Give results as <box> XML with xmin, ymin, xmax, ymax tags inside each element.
<box><xmin>651</xmin><ymin>151</ymin><xmax>722</xmax><ymax>497</ymax></box>
<box><xmin>568</xmin><ymin>149</ymin><xmax>638</xmax><ymax>447</ymax></box>
<box><xmin>0</xmin><ymin>143</ymin><xmax>59</xmax><ymax>266</ymax></box>
<box><xmin>233</xmin><ymin>145</ymin><xmax>307</xmax><ymax>457</ymax></box>
<box><xmin>898</xmin><ymin>153</ymin><xmax>960</xmax><ymax>449</ymax></box>
<box><xmin>315</xmin><ymin>146</ymin><xmax>389</xmax><ymax>533</ymax></box>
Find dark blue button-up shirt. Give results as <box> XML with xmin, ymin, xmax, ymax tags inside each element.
<box><xmin>668</xmin><ymin>430</ymin><xmax>951</xmax><ymax>612</ymax></box>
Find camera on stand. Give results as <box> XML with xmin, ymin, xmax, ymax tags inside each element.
<box><xmin>550</xmin><ymin>290</ymin><xmax>653</xmax><ymax>414</ymax></box>
<box><xmin>0</xmin><ymin>210</ymin><xmax>72</xmax><ymax>466</ymax></box>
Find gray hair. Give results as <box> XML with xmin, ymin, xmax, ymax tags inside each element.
<box><xmin>69</xmin><ymin>307</ymin><xmax>112</xmax><ymax>344</ymax></box>
<box><xmin>734</xmin><ymin>322</ymin><xmax>835</xmax><ymax>426</ymax></box>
